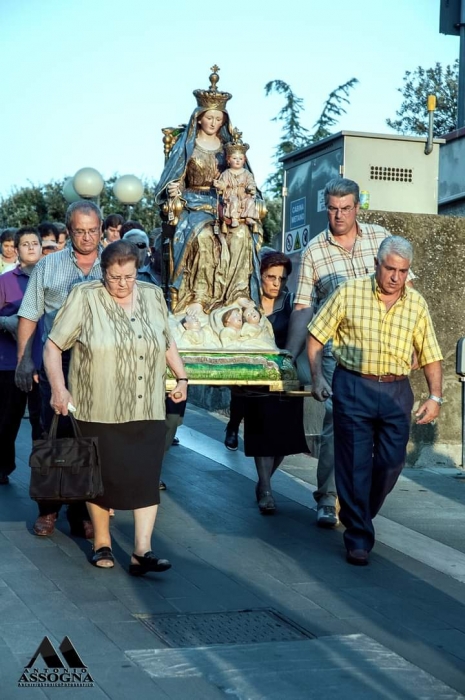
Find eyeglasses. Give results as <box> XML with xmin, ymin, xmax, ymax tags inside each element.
<box><xmin>326</xmin><ymin>206</ymin><xmax>355</xmax><ymax>216</ymax></box>
<box><xmin>262</xmin><ymin>274</ymin><xmax>287</xmax><ymax>284</ymax></box>
<box><xmin>71</xmin><ymin>228</ymin><xmax>101</xmax><ymax>237</ymax></box>
<box><xmin>133</xmin><ymin>242</ymin><xmax>147</xmax><ymax>249</ymax></box>
<box><xmin>105</xmin><ymin>274</ymin><xmax>137</xmax><ymax>284</ymax></box>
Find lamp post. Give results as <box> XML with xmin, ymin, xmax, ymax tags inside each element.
<box><xmin>113</xmin><ymin>174</ymin><xmax>144</xmax><ymax>219</ymax></box>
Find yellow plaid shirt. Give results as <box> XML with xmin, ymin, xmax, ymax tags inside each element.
<box><xmin>308</xmin><ymin>275</ymin><xmax>443</xmax><ymax>375</ymax></box>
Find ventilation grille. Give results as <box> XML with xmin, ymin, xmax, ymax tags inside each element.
<box><xmin>370</xmin><ymin>166</ymin><xmax>413</xmax><ymax>183</ymax></box>
<box><xmin>135</xmin><ymin>609</ymin><xmax>314</xmax><ymax>647</ymax></box>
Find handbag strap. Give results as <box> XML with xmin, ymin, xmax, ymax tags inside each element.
<box><xmin>48</xmin><ymin>413</ymin><xmax>83</xmax><ymax>439</ymax></box>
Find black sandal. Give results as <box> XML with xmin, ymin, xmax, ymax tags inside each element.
<box><xmin>129</xmin><ymin>551</ymin><xmax>171</xmax><ymax>576</ymax></box>
<box><xmin>91</xmin><ymin>546</ymin><xmax>114</xmax><ymax>568</ymax></box>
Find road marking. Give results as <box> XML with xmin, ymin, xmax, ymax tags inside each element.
<box><xmin>177</xmin><ymin>425</ymin><xmax>465</xmax><ymax>583</ymax></box>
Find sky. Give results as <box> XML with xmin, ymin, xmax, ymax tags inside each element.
<box><xmin>0</xmin><ymin>0</ymin><xmax>459</xmax><ymax>200</ymax></box>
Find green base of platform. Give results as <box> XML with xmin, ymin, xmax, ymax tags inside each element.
<box><xmin>167</xmin><ymin>351</ymin><xmax>299</xmax><ymax>391</ymax></box>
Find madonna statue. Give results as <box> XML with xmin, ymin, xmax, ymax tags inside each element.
<box><xmin>154</xmin><ymin>65</ymin><xmax>265</xmax><ymax>315</ymax></box>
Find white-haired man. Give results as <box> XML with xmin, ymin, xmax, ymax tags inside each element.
<box><xmin>308</xmin><ymin>236</ymin><xmax>443</xmax><ymax>565</ymax></box>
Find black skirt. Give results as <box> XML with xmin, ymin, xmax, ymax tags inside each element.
<box><xmin>243</xmin><ymin>393</ymin><xmax>309</xmax><ymax>457</ymax></box>
<box><xmin>76</xmin><ymin>419</ymin><xmax>166</xmax><ymax>510</ymax></box>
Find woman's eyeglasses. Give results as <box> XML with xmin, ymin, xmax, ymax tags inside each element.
<box><xmin>262</xmin><ymin>274</ymin><xmax>287</xmax><ymax>284</ymax></box>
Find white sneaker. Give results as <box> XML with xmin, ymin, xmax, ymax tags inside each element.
<box><xmin>317</xmin><ymin>505</ymin><xmax>339</xmax><ymax>528</ymax></box>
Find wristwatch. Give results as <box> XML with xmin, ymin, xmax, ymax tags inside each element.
<box><xmin>428</xmin><ymin>394</ymin><xmax>444</xmax><ymax>406</ymax></box>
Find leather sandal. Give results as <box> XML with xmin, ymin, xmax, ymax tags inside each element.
<box><xmin>129</xmin><ymin>551</ymin><xmax>171</xmax><ymax>576</ymax></box>
<box><xmin>91</xmin><ymin>546</ymin><xmax>114</xmax><ymax>568</ymax></box>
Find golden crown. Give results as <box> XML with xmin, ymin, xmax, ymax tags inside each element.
<box><xmin>193</xmin><ymin>65</ymin><xmax>232</xmax><ymax>112</ymax></box>
<box><xmin>224</xmin><ymin>127</ymin><xmax>249</xmax><ymax>156</ymax></box>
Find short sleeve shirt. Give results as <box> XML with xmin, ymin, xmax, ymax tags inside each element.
<box><xmin>308</xmin><ymin>276</ymin><xmax>443</xmax><ymax>375</ymax></box>
<box><xmin>48</xmin><ymin>281</ymin><xmax>173</xmax><ymax>423</ymax></box>
<box><xmin>18</xmin><ymin>247</ymin><xmax>102</xmax><ymax>341</ymax></box>
<box><xmin>296</xmin><ymin>223</ymin><xmax>401</xmax><ymax>312</ymax></box>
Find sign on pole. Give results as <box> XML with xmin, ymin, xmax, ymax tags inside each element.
<box><xmin>440</xmin><ymin>0</ymin><xmax>461</xmax><ymax>36</ymax></box>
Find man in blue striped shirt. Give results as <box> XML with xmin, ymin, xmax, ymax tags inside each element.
<box><xmin>16</xmin><ymin>200</ymin><xmax>103</xmax><ymax>538</ymax></box>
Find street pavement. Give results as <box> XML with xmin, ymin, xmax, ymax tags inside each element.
<box><xmin>1</xmin><ymin>403</ymin><xmax>465</xmax><ymax>699</ymax></box>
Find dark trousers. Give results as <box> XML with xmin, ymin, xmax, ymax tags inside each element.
<box><xmin>37</xmin><ymin>357</ymin><xmax>88</xmax><ymax>522</ymax></box>
<box><xmin>332</xmin><ymin>367</ymin><xmax>414</xmax><ymax>552</ymax></box>
<box><xmin>0</xmin><ymin>371</ymin><xmax>42</xmax><ymax>476</ymax></box>
<box><xmin>228</xmin><ymin>388</ymin><xmax>246</xmax><ymax>431</ymax></box>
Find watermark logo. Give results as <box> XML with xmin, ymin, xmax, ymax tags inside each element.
<box><xmin>18</xmin><ymin>636</ymin><xmax>94</xmax><ymax>688</ymax></box>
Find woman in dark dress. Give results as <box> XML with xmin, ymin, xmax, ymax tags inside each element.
<box><xmin>243</xmin><ymin>251</ymin><xmax>308</xmax><ymax>513</ymax></box>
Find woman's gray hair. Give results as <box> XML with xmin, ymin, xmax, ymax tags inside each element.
<box><xmin>324</xmin><ymin>178</ymin><xmax>360</xmax><ymax>205</ymax></box>
<box><xmin>377</xmin><ymin>236</ymin><xmax>413</xmax><ymax>265</ymax></box>
<box><xmin>65</xmin><ymin>200</ymin><xmax>102</xmax><ymax>230</ymax></box>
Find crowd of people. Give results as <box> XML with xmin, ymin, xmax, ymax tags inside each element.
<box><xmin>1</xmin><ymin>205</ymin><xmax>186</xmax><ymax>572</ymax></box>
<box><xmin>0</xmin><ymin>176</ymin><xmax>444</xmax><ymax>570</ymax></box>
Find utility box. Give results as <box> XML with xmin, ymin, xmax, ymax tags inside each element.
<box><xmin>438</xmin><ymin>127</ymin><xmax>465</xmax><ymax>216</ymax></box>
<box><xmin>281</xmin><ymin>130</ymin><xmax>444</xmax><ymax>289</ymax></box>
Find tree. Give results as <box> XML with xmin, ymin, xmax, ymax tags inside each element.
<box><xmin>261</xmin><ymin>77</ymin><xmax>358</xmax><ymax>241</ymax></box>
<box><xmin>264</xmin><ymin>78</ymin><xmax>358</xmax><ymax>198</ymax></box>
<box><xmin>386</xmin><ymin>60</ymin><xmax>458</xmax><ymax>137</ymax></box>
<box><xmin>262</xmin><ymin>198</ymin><xmax>282</xmax><ymax>246</ymax></box>
<box><xmin>0</xmin><ymin>177</ymin><xmax>162</xmax><ymax>232</ymax></box>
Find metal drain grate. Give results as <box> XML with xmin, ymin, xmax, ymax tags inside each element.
<box><xmin>135</xmin><ymin>608</ymin><xmax>314</xmax><ymax>647</ymax></box>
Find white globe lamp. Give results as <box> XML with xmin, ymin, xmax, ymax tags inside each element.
<box><xmin>73</xmin><ymin>167</ymin><xmax>105</xmax><ymax>199</ymax></box>
<box><xmin>62</xmin><ymin>177</ymin><xmax>81</xmax><ymax>203</ymax></box>
<box><xmin>113</xmin><ymin>175</ymin><xmax>144</xmax><ymax>205</ymax></box>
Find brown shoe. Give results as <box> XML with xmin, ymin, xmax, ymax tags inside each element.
<box><xmin>346</xmin><ymin>549</ymin><xmax>369</xmax><ymax>566</ymax></box>
<box><xmin>69</xmin><ymin>519</ymin><xmax>94</xmax><ymax>540</ymax></box>
<box><xmin>33</xmin><ymin>513</ymin><xmax>57</xmax><ymax>537</ymax></box>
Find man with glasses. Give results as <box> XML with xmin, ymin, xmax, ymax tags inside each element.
<box><xmin>286</xmin><ymin>178</ymin><xmax>404</xmax><ymax>529</ymax></box>
<box><xmin>16</xmin><ymin>200</ymin><xmax>103</xmax><ymax>538</ymax></box>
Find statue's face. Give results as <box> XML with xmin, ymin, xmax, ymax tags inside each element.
<box><xmin>227</xmin><ymin>309</ymin><xmax>243</xmax><ymax>329</ymax></box>
<box><xmin>198</xmin><ymin>110</ymin><xmax>224</xmax><ymax>136</ymax></box>
<box><xmin>184</xmin><ymin>314</ymin><xmax>201</xmax><ymax>331</ymax></box>
<box><xmin>244</xmin><ymin>307</ymin><xmax>260</xmax><ymax>324</ymax></box>
<box><xmin>228</xmin><ymin>151</ymin><xmax>245</xmax><ymax>169</ymax></box>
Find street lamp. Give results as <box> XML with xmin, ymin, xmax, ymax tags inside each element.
<box><xmin>62</xmin><ymin>177</ymin><xmax>81</xmax><ymax>203</ymax></box>
<box><xmin>113</xmin><ymin>174</ymin><xmax>144</xmax><ymax>219</ymax></box>
<box><xmin>73</xmin><ymin>167</ymin><xmax>105</xmax><ymax>202</ymax></box>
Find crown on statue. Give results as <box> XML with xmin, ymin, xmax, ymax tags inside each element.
<box><xmin>193</xmin><ymin>65</ymin><xmax>232</xmax><ymax>112</ymax></box>
<box><xmin>224</xmin><ymin>128</ymin><xmax>249</xmax><ymax>156</ymax></box>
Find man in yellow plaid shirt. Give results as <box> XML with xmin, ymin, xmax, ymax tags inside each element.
<box><xmin>308</xmin><ymin>236</ymin><xmax>443</xmax><ymax>566</ymax></box>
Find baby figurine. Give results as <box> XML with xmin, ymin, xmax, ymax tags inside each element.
<box><xmin>214</xmin><ymin>129</ymin><xmax>259</xmax><ymax>228</ymax></box>
<box><xmin>241</xmin><ymin>305</ymin><xmax>262</xmax><ymax>340</ymax></box>
<box><xmin>220</xmin><ymin>307</ymin><xmax>243</xmax><ymax>347</ymax></box>
<box><xmin>171</xmin><ymin>313</ymin><xmax>220</xmax><ymax>349</ymax></box>
<box><xmin>240</xmin><ymin>305</ymin><xmax>277</xmax><ymax>350</ymax></box>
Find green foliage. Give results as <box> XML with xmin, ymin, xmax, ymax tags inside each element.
<box><xmin>386</xmin><ymin>61</ymin><xmax>458</xmax><ymax>137</ymax></box>
<box><xmin>262</xmin><ymin>198</ymin><xmax>282</xmax><ymax>245</ymax></box>
<box><xmin>0</xmin><ymin>177</ymin><xmax>162</xmax><ymax>232</ymax></box>
<box><xmin>264</xmin><ymin>78</ymin><xmax>358</xmax><ymax>198</ymax></box>
<box><xmin>311</xmin><ymin>78</ymin><xmax>359</xmax><ymax>143</ymax></box>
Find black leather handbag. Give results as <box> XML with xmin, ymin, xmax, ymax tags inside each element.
<box><xmin>29</xmin><ymin>415</ymin><xmax>103</xmax><ymax>501</ymax></box>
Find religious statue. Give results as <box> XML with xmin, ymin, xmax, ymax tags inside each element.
<box><xmin>213</xmin><ymin>130</ymin><xmax>260</xmax><ymax>230</ymax></box>
<box><xmin>154</xmin><ymin>65</ymin><xmax>266</xmax><ymax>316</ymax></box>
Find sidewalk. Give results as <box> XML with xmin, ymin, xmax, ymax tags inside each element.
<box><xmin>1</xmin><ymin>405</ymin><xmax>465</xmax><ymax>699</ymax></box>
